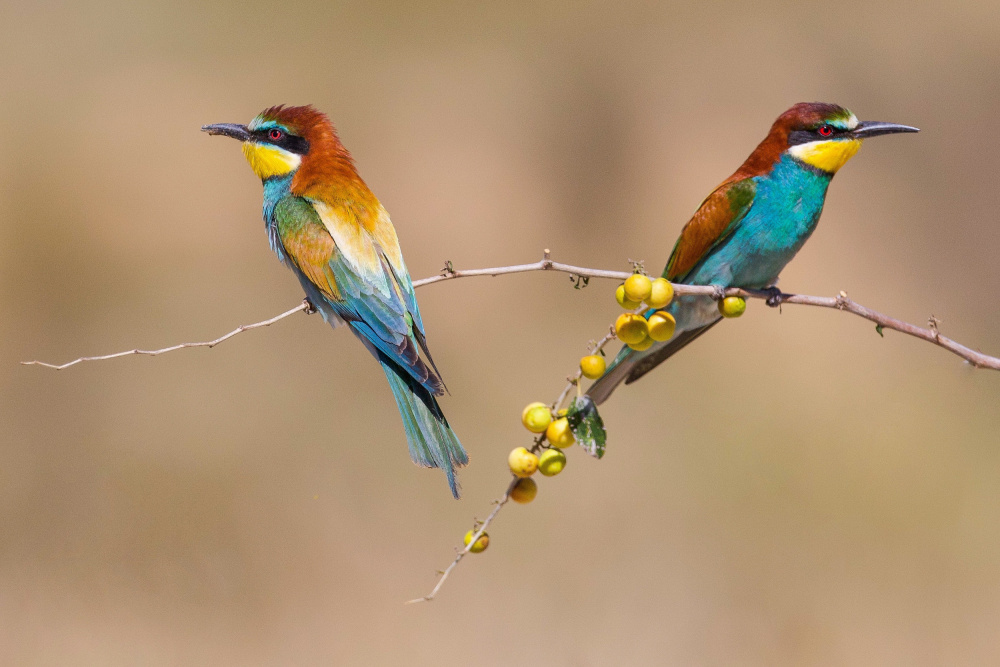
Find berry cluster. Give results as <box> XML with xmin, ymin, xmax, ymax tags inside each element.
<box><xmin>460</xmin><ymin>273</ymin><xmax>748</xmax><ymax>554</ymax></box>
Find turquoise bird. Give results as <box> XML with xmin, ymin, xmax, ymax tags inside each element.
<box><xmin>588</xmin><ymin>102</ymin><xmax>918</xmax><ymax>404</ymax></box>
<box><xmin>203</xmin><ymin>105</ymin><xmax>467</xmax><ymax>497</ymax></box>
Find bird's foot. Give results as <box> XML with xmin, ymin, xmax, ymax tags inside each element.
<box><xmin>763</xmin><ymin>286</ymin><xmax>788</xmax><ymax>308</ymax></box>
<box><xmin>302</xmin><ymin>298</ymin><xmax>317</xmax><ymax>315</ymax></box>
<box><xmin>710</xmin><ymin>285</ymin><xmax>727</xmax><ymax>301</ymax></box>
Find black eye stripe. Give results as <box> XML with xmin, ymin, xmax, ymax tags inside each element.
<box><xmin>788</xmin><ymin>126</ymin><xmax>849</xmax><ymax>146</ymax></box>
<box><xmin>252</xmin><ymin>128</ymin><xmax>310</xmax><ymax>155</ymax></box>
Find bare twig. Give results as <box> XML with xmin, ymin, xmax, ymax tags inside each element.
<box><xmin>406</xmin><ymin>327</ymin><xmax>623</xmax><ymax>604</ymax></box>
<box><xmin>22</xmin><ymin>301</ymin><xmax>313</xmax><ymax>370</ymax></box>
<box><xmin>405</xmin><ymin>478</ymin><xmax>518</xmax><ymax>605</ymax></box>
<box><xmin>21</xmin><ymin>251</ymin><xmax>1000</xmax><ymax>371</ymax></box>
<box><xmin>734</xmin><ymin>289</ymin><xmax>1000</xmax><ymax>371</ymax></box>
<box><xmin>18</xmin><ymin>250</ymin><xmax>999</xmax><ymax>602</ymax></box>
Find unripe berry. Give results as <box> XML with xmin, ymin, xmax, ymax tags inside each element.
<box><xmin>645</xmin><ymin>278</ymin><xmax>674</xmax><ymax>309</ymax></box>
<box><xmin>538</xmin><ymin>448</ymin><xmax>567</xmax><ymax>476</ymax></box>
<box><xmin>719</xmin><ymin>296</ymin><xmax>747</xmax><ymax>318</ymax></box>
<box><xmin>623</xmin><ymin>274</ymin><xmax>653</xmax><ymax>303</ymax></box>
<box><xmin>545</xmin><ymin>417</ymin><xmax>575</xmax><ymax>449</ymax></box>
<box><xmin>615</xmin><ymin>313</ymin><xmax>649</xmax><ymax>345</ymax></box>
<box><xmin>508</xmin><ymin>447</ymin><xmax>539</xmax><ymax>477</ymax></box>
<box><xmin>615</xmin><ymin>284</ymin><xmax>641</xmax><ymax>309</ymax></box>
<box><xmin>510</xmin><ymin>477</ymin><xmax>537</xmax><ymax>503</ymax></box>
<box><xmin>464</xmin><ymin>529</ymin><xmax>489</xmax><ymax>553</ymax></box>
<box><xmin>521</xmin><ymin>402</ymin><xmax>552</xmax><ymax>433</ymax></box>
<box><xmin>647</xmin><ymin>311</ymin><xmax>676</xmax><ymax>342</ymax></box>
<box><xmin>580</xmin><ymin>354</ymin><xmax>606</xmax><ymax>379</ymax></box>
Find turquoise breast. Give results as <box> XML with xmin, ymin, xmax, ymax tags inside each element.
<box><xmin>686</xmin><ymin>154</ymin><xmax>832</xmax><ymax>289</ymax></box>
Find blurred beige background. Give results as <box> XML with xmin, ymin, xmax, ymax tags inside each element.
<box><xmin>2</xmin><ymin>0</ymin><xmax>999</xmax><ymax>664</ymax></box>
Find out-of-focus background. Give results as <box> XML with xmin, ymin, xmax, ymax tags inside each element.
<box><xmin>2</xmin><ymin>1</ymin><xmax>999</xmax><ymax>664</ymax></box>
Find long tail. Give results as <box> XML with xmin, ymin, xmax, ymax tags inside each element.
<box><xmin>380</xmin><ymin>354</ymin><xmax>468</xmax><ymax>498</ymax></box>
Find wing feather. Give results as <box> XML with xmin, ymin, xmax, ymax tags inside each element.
<box><xmin>664</xmin><ymin>178</ymin><xmax>756</xmax><ymax>282</ymax></box>
<box><xmin>274</xmin><ymin>196</ymin><xmax>442</xmax><ymax>394</ymax></box>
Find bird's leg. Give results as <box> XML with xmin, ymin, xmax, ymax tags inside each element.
<box><xmin>711</xmin><ymin>285</ymin><xmax>727</xmax><ymax>302</ymax></box>
<box><xmin>302</xmin><ymin>298</ymin><xmax>317</xmax><ymax>315</ymax></box>
<box><xmin>763</xmin><ymin>286</ymin><xmax>787</xmax><ymax>308</ymax></box>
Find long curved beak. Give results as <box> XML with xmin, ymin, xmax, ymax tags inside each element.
<box><xmin>201</xmin><ymin>123</ymin><xmax>252</xmax><ymax>141</ymax></box>
<box><xmin>852</xmin><ymin>121</ymin><xmax>920</xmax><ymax>139</ymax></box>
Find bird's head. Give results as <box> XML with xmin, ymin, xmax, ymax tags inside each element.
<box><xmin>769</xmin><ymin>102</ymin><xmax>918</xmax><ymax>174</ymax></box>
<box><xmin>202</xmin><ymin>105</ymin><xmax>357</xmax><ymax>186</ymax></box>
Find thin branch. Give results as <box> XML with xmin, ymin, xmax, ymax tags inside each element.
<box><xmin>406</xmin><ymin>328</ymin><xmax>623</xmax><ymax>604</ymax></box>
<box><xmin>411</xmin><ymin>251</ymin><xmax>632</xmax><ymax>288</ymax></box>
<box><xmin>22</xmin><ymin>250</ymin><xmax>1000</xmax><ymax>371</ymax></box>
<box><xmin>405</xmin><ymin>477</ymin><xmax>518</xmax><ymax>605</ymax></box>
<box><xmin>21</xmin><ymin>301</ymin><xmax>313</xmax><ymax>370</ymax></box>
<box><xmin>739</xmin><ymin>290</ymin><xmax>1000</xmax><ymax>370</ymax></box>
<box><xmin>17</xmin><ymin>249</ymin><xmax>999</xmax><ymax>601</ymax></box>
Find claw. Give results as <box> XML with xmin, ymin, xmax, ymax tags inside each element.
<box><xmin>764</xmin><ymin>287</ymin><xmax>786</xmax><ymax>308</ymax></box>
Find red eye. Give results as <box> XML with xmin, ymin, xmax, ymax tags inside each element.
<box><xmin>818</xmin><ymin>124</ymin><xmax>834</xmax><ymax>137</ymax></box>
<box><xmin>268</xmin><ymin>129</ymin><xmax>284</xmax><ymax>141</ymax></box>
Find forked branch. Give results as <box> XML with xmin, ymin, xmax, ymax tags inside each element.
<box><xmin>18</xmin><ymin>250</ymin><xmax>999</xmax><ymax>603</ymax></box>
<box><xmin>21</xmin><ymin>250</ymin><xmax>1000</xmax><ymax>371</ymax></box>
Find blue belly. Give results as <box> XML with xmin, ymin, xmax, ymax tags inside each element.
<box><xmin>685</xmin><ymin>155</ymin><xmax>832</xmax><ymax>289</ymax></box>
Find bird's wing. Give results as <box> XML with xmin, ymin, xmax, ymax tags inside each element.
<box><xmin>663</xmin><ymin>177</ymin><xmax>757</xmax><ymax>282</ymax></box>
<box><xmin>274</xmin><ymin>196</ymin><xmax>443</xmax><ymax>394</ymax></box>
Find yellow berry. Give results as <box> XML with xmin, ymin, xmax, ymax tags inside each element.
<box><xmin>645</xmin><ymin>278</ymin><xmax>674</xmax><ymax>309</ymax></box>
<box><xmin>508</xmin><ymin>447</ymin><xmax>539</xmax><ymax>477</ymax></box>
<box><xmin>510</xmin><ymin>477</ymin><xmax>537</xmax><ymax>504</ymax></box>
<box><xmin>538</xmin><ymin>448</ymin><xmax>567</xmax><ymax>476</ymax></box>
<box><xmin>580</xmin><ymin>354</ymin><xmax>606</xmax><ymax>379</ymax></box>
<box><xmin>719</xmin><ymin>296</ymin><xmax>747</xmax><ymax>318</ymax></box>
<box><xmin>521</xmin><ymin>402</ymin><xmax>552</xmax><ymax>433</ymax></box>
<box><xmin>545</xmin><ymin>417</ymin><xmax>576</xmax><ymax>449</ymax></box>
<box><xmin>615</xmin><ymin>313</ymin><xmax>649</xmax><ymax>345</ymax></box>
<box><xmin>627</xmin><ymin>335</ymin><xmax>654</xmax><ymax>351</ymax></box>
<box><xmin>464</xmin><ymin>529</ymin><xmax>489</xmax><ymax>553</ymax></box>
<box><xmin>623</xmin><ymin>274</ymin><xmax>653</xmax><ymax>303</ymax></box>
<box><xmin>647</xmin><ymin>311</ymin><xmax>676</xmax><ymax>342</ymax></box>
<box><xmin>615</xmin><ymin>284</ymin><xmax>641</xmax><ymax>309</ymax></box>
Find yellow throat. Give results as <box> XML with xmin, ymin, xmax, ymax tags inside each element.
<box><xmin>788</xmin><ymin>138</ymin><xmax>862</xmax><ymax>174</ymax></box>
<box><xmin>242</xmin><ymin>142</ymin><xmax>301</xmax><ymax>180</ymax></box>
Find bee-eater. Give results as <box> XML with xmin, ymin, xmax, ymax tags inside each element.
<box><xmin>203</xmin><ymin>105</ymin><xmax>467</xmax><ymax>497</ymax></box>
<box><xmin>588</xmin><ymin>102</ymin><xmax>918</xmax><ymax>405</ymax></box>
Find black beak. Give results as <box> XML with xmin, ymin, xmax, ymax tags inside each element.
<box><xmin>201</xmin><ymin>123</ymin><xmax>252</xmax><ymax>141</ymax></box>
<box><xmin>852</xmin><ymin>121</ymin><xmax>920</xmax><ymax>139</ymax></box>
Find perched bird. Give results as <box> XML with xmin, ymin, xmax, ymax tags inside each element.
<box><xmin>588</xmin><ymin>102</ymin><xmax>918</xmax><ymax>405</ymax></box>
<box><xmin>203</xmin><ymin>105</ymin><xmax>467</xmax><ymax>497</ymax></box>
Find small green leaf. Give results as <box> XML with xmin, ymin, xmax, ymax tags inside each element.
<box><xmin>875</xmin><ymin>324</ymin><xmax>884</xmax><ymax>338</ymax></box>
<box><xmin>566</xmin><ymin>395</ymin><xmax>607</xmax><ymax>459</ymax></box>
